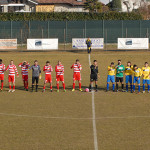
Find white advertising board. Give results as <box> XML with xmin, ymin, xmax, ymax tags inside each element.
<box><xmin>118</xmin><ymin>38</ymin><xmax>149</xmax><ymax>49</ymax></box>
<box><xmin>72</xmin><ymin>38</ymin><xmax>104</xmax><ymax>49</ymax></box>
<box><xmin>27</xmin><ymin>39</ymin><xmax>58</xmax><ymax>50</ymax></box>
<box><xmin>0</xmin><ymin>39</ymin><xmax>17</xmax><ymax>49</ymax></box>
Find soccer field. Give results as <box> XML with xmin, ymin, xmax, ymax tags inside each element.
<box><xmin>0</xmin><ymin>51</ymin><xmax>150</xmax><ymax>150</ymax></box>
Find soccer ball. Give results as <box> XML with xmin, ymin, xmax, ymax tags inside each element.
<box><xmin>85</xmin><ymin>88</ymin><xmax>89</xmax><ymax>92</ymax></box>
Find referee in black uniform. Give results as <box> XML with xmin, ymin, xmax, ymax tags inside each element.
<box><xmin>89</xmin><ymin>60</ymin><xmax>99</xmax><ymax>92</ymax></box>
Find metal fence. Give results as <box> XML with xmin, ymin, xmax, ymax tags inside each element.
<box><xmin>0</xmin><ymin>20</ymin><xmax>150</xmax><ymax>49</ymax></box>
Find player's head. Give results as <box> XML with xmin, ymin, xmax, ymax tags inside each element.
<box><xmin>23</xmin><ymin>61</ymin><xmax>27</xmax><ymax>66</ymax></box>
<box><xmin>76</xmin><ymin>59</ymin><xmax>79</xmax><ymax>65</ymax></box>
<box><xmin>145</xmin><ymin>62</ymin><xmax>148</xmax><ymax>67</ymax></box>
<box><xmin>58</xmin><ymin>60</ymin><xmax>61</xmax><ymax>65</ymax></box>
<box><xmin>133</xmin><ymin>64</ymin><xmax>138</xmax><ymax>70</ymax></box>
<box><xmin>10</xmin><ymin>60</ymin><xmax>13</xmax><ymax>65</ymax></box>
<box><xmin>93</xmin><ymin>60</ymin><xmax>97</xmax><ymax>66</ymax></box>
<box><xmin>118</xmin><ymin>60</ymin><xmax>121</xmax><ymax>65</ymax></box>
<box><xmin>111</xmin><ymin>62</ymin><xmax>114</xmax><ymax>67</ymax></box>
<box><xmin>34</xmin><ymin>60</ymin><xmax>38</xmax><ymax>66</ymax></box>
<box><xmin>0</xmin><ymin>59</ymin><xmax>2</xmax><ymax>64</ymax></box>
<box><xmin>46</xmin><ymin>61</ymin><xmax>50</xmax><ymax>66</ymax></box>
<box><xmin>127</xmin><ymin>61</ymin><xmax>131</xmax><ymax>67</ymax></box>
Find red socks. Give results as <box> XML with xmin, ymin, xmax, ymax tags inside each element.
<box><xmin>9</xmin><ymin>85</ymin><xmax>11</xmax><ymax>89</ymax></box>
<box><xmin>63</xmin><ymin>83</ymin><xmax>65</xmax><ymax>90</ymax></box>
<box><xmin>57</xmin><ymin>83</ymin><xmax>59</xmax><ymax>90</ymax></box>
<box><xmin>50</xmin><ymin>86</ymin><xmax>52</xmax><ymax>90</ymax></box>
<box><xmin>79</xmin><ymin>83</ymin><xmax>81</xmax><ymax>89</ymax></box>
<box><xmin>1</xmin><ymin>82</ymin><xmax>3</xmax><ymax>90</ymax></box>
<box><xmin>43</xmin><ymin>86</ymin><xmax>46</xmax><ymax>90</ymax></box>
<box><xmin>13</xmin><ymin>86</ymin><xmax>15</xmax><ymax>90</ymax></box>
<box><xmin>73</xmin><ymin>83</ymin><xmax>75</xmax><ymax>89</ymax></box>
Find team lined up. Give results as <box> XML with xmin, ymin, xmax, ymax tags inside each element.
<box><xmin>0</xmin><ymin>58</ymin><xmax>150</xmax><ymax>93</ymax></box>
<box><xmin>107</xmin><ymin>60</ymin><xmax>150</xmax><ymax>93</ymax></box>
<box><xmin>0</xmin><ymin>59</ymin><xmax>85</xmax><ymax>92</ymax></box>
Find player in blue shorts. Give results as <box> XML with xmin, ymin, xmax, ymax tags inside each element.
<box><xmin>133</xmin><ymin>65</ymin><xmax>142</xmax><ymax>94</ymax></box>
<box><xmin>125</xmin><ymin>61</ymin><xmax>133</xmax><ymax>93</ymax></box>
<box><xmin>106</xmin><ymin>62</ymin><xmax>115</xmax><ymax>92</ymax></box>
<box><xmin>142</xmin><ymin>62</ymin><xmax>150</xmax><ymax>93</ymax></box>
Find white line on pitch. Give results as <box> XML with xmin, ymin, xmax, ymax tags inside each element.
<box><xmin>89</xmin><ymin>54</ymin><xmax>99</xmax><ymax>150</ymax></box>
<box><xmin>0</xmin><ymin>112</ymin><xmax>150</xmax><ymax>120</ymax></box>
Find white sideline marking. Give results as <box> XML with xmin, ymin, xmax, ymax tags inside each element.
<box><xmin>88</xmin><ymin>54</ymin><xmax>99</xmax><ymax>150</ymax></box>
<box><xmin>0</xmin><ymin>112</ymin><xmax>150</xmax><ymax>120</ymax></box>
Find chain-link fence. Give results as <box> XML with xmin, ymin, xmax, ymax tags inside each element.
<box><xmin>0</xmin><ymin>20</ymin><xmax>150</xmax><ymax>50</ymax></box>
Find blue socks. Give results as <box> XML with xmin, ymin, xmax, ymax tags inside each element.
<box><xmin>126</xmin><ymin>85</ymin><xmax>128</xmax><ymax>91</ymax></box>
<box><xmin>107</xmin><ymin>83</ymin><xmax>109</xmax><ymax>90</ymax></box>
<box><xmin>138</xmin><ymin>85</ymin><xmax>140</xmax><ymax>92</ymax></box>
<box><xmin>148</xmin><ymin>85</ymin><xmax>150</xmax><ymax>92</ymax></box>
<box><xmin>113</xmin><ymin>84</ymin><xmax>115</xmax><ymax>91</ymax></box>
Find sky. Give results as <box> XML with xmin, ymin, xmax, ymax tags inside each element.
<box><xmin>99</xmin><ymin>0</ymin><xmax>112</xmax><ymax>4</ymax></box>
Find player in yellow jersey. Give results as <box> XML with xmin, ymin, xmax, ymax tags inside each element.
<box><xmin>125</xmin><ymin>61</ymin><xmax>133</xmax><ymax>93</ymax></box>
<box><xmin>142</xmin><ymin>62</ymin><xmax>150</xmax><ymax>93</ymax></box>
<box><xmin>133</xmin><ymin>65</ymin><xmax>142</xmax><ymax>94</ymax></box>
<box><xmin>106</xmin><ymin>62</ymin><xmax>115</xmax><ymax>92</ymax></box>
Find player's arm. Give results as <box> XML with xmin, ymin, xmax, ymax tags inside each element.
<box><xmin>71</xmin><ymin>64</ymin><xmax>73</xmax><ymax>69</ymax></box>
<box><xmin>5</xmin><ymin>65</ymin><xmax>9</xmax><ymax>71</ymax></box>
<box><xmin>29</xmin><ymin>66</ymin><xmax>33</xmax><ymax>70</ymax></box>
<box><xmin>78</xmin><ymin>64</ymin><xmax>82</xmax><ymax>71</ymax></box>
<box><xmin>14</xmin><ymin>66</ymin><xmax>19</xmax><ymax>77</ymax></box>
<box><xmin>3</xmin><ymin>65</ymin><xmax>5</xmax><ymax>72</ymax></box>
<box><xmin>43</xmin><ymin>66</ymin><xmax>45</xmax><ymax>72</ymax></box>
<box><xmin>39</xmin><ymin>66</ymin><xmax>42</xmax><ymax>79</ymax></box>
<box><xmin>18</xmin><ymin>63</ymin><xmax>22</xmax><ymax>67</ymax></box>
<box><xmin>62</xmin><ymin>66</ymin><xmax>64</xmax><ymax>73</ymax></box>
<box><xmin>51</xmin><ymin>66</ymin><xmax>53</xmax><ymax>72</ymax></box>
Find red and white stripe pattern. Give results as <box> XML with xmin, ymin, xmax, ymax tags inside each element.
<box><xmin>43</xmin><ymin>65</ymin><xmax>53</xmax><ymax>75</ymax></box>
<box><xmin>0</xmin><ymin>64</ymin><xmax>5</xmax><ymax>74</ymax></box>
<box><xmin>71</xmin><ymin>63</ymin><xmax>82</xmax><ymax>73</ymax></box>
<box><xmin>18</xmin><ymin>63</ymin><xmax>30</xmax><ymax>75</ymax></box>
<box><xmin>55</xmin><ymin>65</ymin><xmax>64</xmax><ymax>75</ymax></box>
<box><xmin>6</xmin><ymin>64</ymin><xmax>18</xmax><ymax>76</ymax></box>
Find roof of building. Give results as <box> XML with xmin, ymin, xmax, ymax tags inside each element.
<box><xmin>33</xmin><ymin>0</ymin><xmax>86</xmax><ymax>5</ymax></box>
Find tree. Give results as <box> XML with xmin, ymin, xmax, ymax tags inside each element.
<box><xmin>112</xmin><ymin>0</ymin><xmax>122</xmax><ymax>11</ymax></box>
<box><xmin>84</xmin><ymin>0</ymin><xmax>102</xmax><ymax>13</ymax></box>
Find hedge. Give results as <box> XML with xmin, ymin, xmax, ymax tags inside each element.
<box><xmin>0</xmin><ymin>12</ymin><xmax>143</xmax><ymax>21</ymax></box>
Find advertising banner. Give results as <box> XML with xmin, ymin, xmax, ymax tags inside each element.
<box><xmin>27</xmin><ymin>39</ymin><xmax>58</xmax><ymax>50</ymax></box>
<box><xmin>0</xmin><ymin>39</ymin><xmax>17</xmax><ymax>49</ymax></box>
<box><xmin>72</xmin><ymin>38</ymin><xmax>104</xmax><ymax>49</ymax></box>
<box><xmin>118</xmin><ymin>38</ymin><xmax>149</xmax><ymax>49</ymax></box>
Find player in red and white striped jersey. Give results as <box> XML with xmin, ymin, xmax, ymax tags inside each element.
<box><xmin>55</xmin><ymin>61</ymin><xmax>66</xmax><ymax>92</ymax></box>
<box><xmin>18</xmin><ymin>61</ymin><xmax>30</xmax><ymax>91</ymax></box>
<box><xmin>71</xmin><ymin>59</ymin><xmax>82</xmax><ymax>91</ymax></box>
<box><xmin>0</xmin><ymin>59</ymin><xmax>5</xmax><ymax>91</ymax></box>
<box><xmin>43</xmin><ymin>61</ymin><xmax>53</xmax><ymax>92</ymax></box>
<box><xmin>6</xmin><ymin>60</ymin><xmax>19</xmax><ymax>92</ymax></box>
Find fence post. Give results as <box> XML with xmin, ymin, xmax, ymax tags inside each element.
<box><xmin>65</xmin><ymin>20</ymin><xmax>67</xmax><ymax>44</ymax></box>
<box><xmin>21</xmin><ymin>29</ymin><xmax>23</xmax><ymax>50</ymax></box>
<box><xmin>42</xmin><ymin>28</ymin><xmax>43</xmax><ymax>38</ymax></box>
<box><xmin>105</xmin><ymin>29</ymin><xmax>107</xmax><ymax>51</ymax></box>
<box><xmin>126</xmin><ymin>28</ymin><xmax>128</xmax><ymax>38</ymax></box>
<box><xmin>28</xmin><ymin>20</ymin><xmax>30</xmax><ymax>38</ymax></box>
<box><xmin>122</xmin><ymin>20</ymin><xmax>123</xmax><ymax>38</ymax></box>
<box><xmin>64</xmin><ymin>28</ymin><xmax>66</xmax><ymax>50</ymax></box>
<box><xmin>140</xmin><ymin>20</ymin><xmax>141</xmax><ymax>38</ymax></box>
<box><xmin>10</xmin><ymin>21</ymin><xmax>12</xmax><ymax>39</ymax></box>
<box><xmin>48</xmin><ymin>21</ymin><xmax>49</xmax><ymax>38</ymax></box>
<box><xmin>103</xmin><ymin>20</ymin><xmax>105</xmax><ymax>38</ymax></box>
<box><xmin>85</xmin><ymin>20</ymin><xmax>86</xmax><ymax>38</ymax></box>
<box><xmin>147</xmin><ymin>28</ymin><xmax>149</xmax><ymax>38</ymax></box>
<box><xmin>83</xmin><ymin>28</ymin><xmax>84</xmax><ymax>38</ymax></box>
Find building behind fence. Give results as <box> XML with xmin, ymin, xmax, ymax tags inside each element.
<box><xmin>0</xmin><ymin>20</ymin><xmax>150</xmax><ymax>45</ymax></box>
